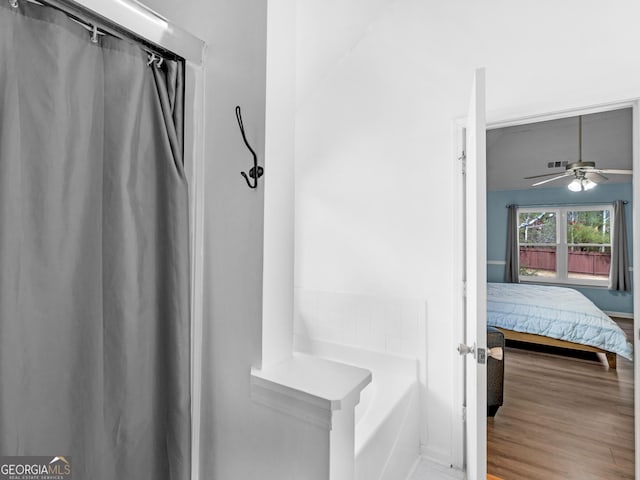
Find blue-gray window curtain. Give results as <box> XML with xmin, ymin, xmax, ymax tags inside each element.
<box><xmin>610</xmin><ymin>200</ymin><xmax>631</xmax><ymax>292</ymax></box>
<box><xmin>0</xmin><ymin>3</ymin><xmax>190</xmax><ymax>480</ymax></box>
<box><xmin>504</xmin><ymin>204</ymin><xmax>520</xmax><ymax>283</ymax></box>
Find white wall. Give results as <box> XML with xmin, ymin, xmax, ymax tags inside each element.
<box><xmin>140</xmin><ymin>1</ymin><xmax>329</xmax><ymax>478</ymax></box>
<box><xmin>295</xmin><ymin>0</ymin><xmax>640</xmax><ymax>468</ymax></box>
<box><xmin>263</xmin><ymin>0</ymin><xmax>297</xmax><ymax>369</ymax></box>
<box><xmin>295</xmin><ymin>289</ymin><xmax>426</xmax><ymax>358</ymax></box>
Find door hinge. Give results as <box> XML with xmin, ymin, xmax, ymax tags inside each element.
<box><xmin>462</xmin><ymin>405</ymin><xmax>467</xmax><ymax>422</ymax></box>
<box><xmin>458</xmin><ymin>151</ymin><xmax>466</xmax><ymax>175</ymax></box>
<box><xmin>462</xmin><ymin>280</ymin><xmax>467</xmax><ymax>298</ymax></box>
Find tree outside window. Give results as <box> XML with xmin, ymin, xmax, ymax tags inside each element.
<box><xmin>517</xmin><ymin>206</ymin><xmax>612</xmax><ymax>286</ymax></box>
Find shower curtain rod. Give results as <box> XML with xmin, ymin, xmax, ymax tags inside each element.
<box><xmin>506</xmin><ymin>201</ymin><xmax>628</xmax><ymax>208</ymax></box>
<box><xmin>17</xmin><ymin>0</ymin><xmax>180</xmax><ymax>61</ymax></box>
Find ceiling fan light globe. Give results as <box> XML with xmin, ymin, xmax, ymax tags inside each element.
<box><xmin>567</xmin><ymin>178</ymin><xmax>583</xmax><ymax>192</ymax></box>
<box><xmin>583</xmin><ymin>178</ymin><xmax>597</xmax><ymax>190</ymax></box>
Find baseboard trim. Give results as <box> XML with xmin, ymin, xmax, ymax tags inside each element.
<box><xmin>407</xmin><ymin>456</ymin><xmax>465</xmax><ymax>480</ymax></box>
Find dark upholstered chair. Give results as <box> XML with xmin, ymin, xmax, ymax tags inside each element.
<box><xmin>487</xmin><ymin>326</ymin><xmax>505</xmax><ymax>417</ymax></box>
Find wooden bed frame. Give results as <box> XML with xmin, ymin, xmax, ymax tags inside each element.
<box><xmin>496</xmin><ymin>328</ymin><xmax>617</xmax><ymax>369</ymax></box>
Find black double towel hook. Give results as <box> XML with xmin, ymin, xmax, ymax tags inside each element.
<box><xmin>235</xmin><ymin>106</ymin><xmax>263</xmax><ymax>189</ymax></box>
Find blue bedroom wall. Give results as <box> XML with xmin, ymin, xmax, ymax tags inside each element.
<box><xmin>487</xmin><ymin>182</ymin><xmax>634</xmax><ymax>314</ymax></box>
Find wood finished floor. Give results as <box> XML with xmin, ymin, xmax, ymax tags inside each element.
<box><xmin>487</xmin><ymin>318</ymin><xmax>634</xmax><ymax>480</ymax></box>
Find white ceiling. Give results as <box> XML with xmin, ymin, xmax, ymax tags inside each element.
<box><xmin>487</xmin><ymin>107</ymin><xmax>633</xmax><ymax>191</ymax></box>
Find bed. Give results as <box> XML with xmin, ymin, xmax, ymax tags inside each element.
<box><xmin>487</xmin><ymin>282</ymin><xmax>633</xmax><ymax>369</ymax></box>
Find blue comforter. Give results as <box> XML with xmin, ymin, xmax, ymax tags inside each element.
<box><xmin>487</xmin><ymin>283</ymin><xmax>633</xmax><ymax>360</ymax></box>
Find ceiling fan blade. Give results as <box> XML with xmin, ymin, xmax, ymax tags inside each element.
<box><xmin>532</xmin><ymin>173</ymin><xmax>572</xmax><ymax>186</ymax></box>
<box><xmin>524</xmin><ymin>171</ymin><xmax>566</xmax><ymax>179</ymax></box>
<box><xmin>588</xmin><ymin>171</ymin><xmax>609</xmax><ymax>181</ymax></box>
<box><xmin>593</xmin><ymin>168</ymin><xmax>633</xmax><ymax>175</ymax></box>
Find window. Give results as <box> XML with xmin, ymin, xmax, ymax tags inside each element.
<box><xmin>517</xmin><ymin>205</ymin><xmax>613</xmax><ymax>286</ymax></box>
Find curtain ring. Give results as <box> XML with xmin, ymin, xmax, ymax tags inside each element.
<box><xmin>9</xmin><ymin>0</ymin><xmax>18</xmax><ymax>8</ymax></box>
<box><xmin>156</xmin><ymin>57</ymin><xmax>163</xmax><ymax>68</ymax></box>
<box><xmin>90</xmin><ymin>25</ymin><xmax>98</xmax><ymax>44</ymax></box>
<box><xmin>147</xmin><ymin>53</ymin><xmax>157</xmax><ymax>66</ymax></box>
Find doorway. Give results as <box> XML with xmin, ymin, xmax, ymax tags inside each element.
<box><xmin>457</xmin><ymin>98</ymin><xmax>640</xmax><ymax>480</ymax></box>
<box><xmin>486</xmin><ymin>107</ymin><xmax>635</xmax><ymax>479</ymax></box>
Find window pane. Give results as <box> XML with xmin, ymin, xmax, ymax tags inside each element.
<box><xmin>519</xmin><ymin>245</ymin><xmax>557</xmax><ymax>278</ymax></box>
<box><xmin>567</xmin><ymin>210</ymin><xmax>610</xmax><ymax>246</ymax></box>
<box><xmin>518</xmin><ymin>211</ymin><xmax>556</xmax><ymax>244</ymax></box>
<box><xmin>568</xmin><ymin>246</ymin><xmax>611</xmax><ymax>281</ymax></box>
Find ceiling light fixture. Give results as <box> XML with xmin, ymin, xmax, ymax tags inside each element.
<box><xmin>567</xmin><ymin>176</ymin><xmax>597</xmax><ymax>192</ymax></box>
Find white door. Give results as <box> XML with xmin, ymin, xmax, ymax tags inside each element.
<box><xmin>462</xmin><ymin>67</ymin><xmax>487</xmax><ymax>480</ymax></box>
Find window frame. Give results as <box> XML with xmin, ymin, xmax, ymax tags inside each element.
<box><xmin>517</xmin><ymin>204</ymin><xmax>614</xmax><ymax>287</ymax></box>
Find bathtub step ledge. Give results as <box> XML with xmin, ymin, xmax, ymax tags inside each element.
<box><xmin>251</xmin><ymin>353</ymin><xmax>372</xmax><ymax>429</ymax></box>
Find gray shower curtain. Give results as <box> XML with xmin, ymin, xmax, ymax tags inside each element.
<box><xmin>0</xmin><ymin>3</ymin><xmax>190</xmax><ymax>480</ymax></box>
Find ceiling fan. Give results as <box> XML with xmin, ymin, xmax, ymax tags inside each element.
<box><xmin>524</xmin><ymin>115</ymin><xmax>632</xmax><ymax>191</ymax></box>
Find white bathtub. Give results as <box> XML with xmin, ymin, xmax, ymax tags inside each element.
<box><xmin>294</xmin><ymin>336</ymin><xmax>420</xmax><ymax>480</ymax></box>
